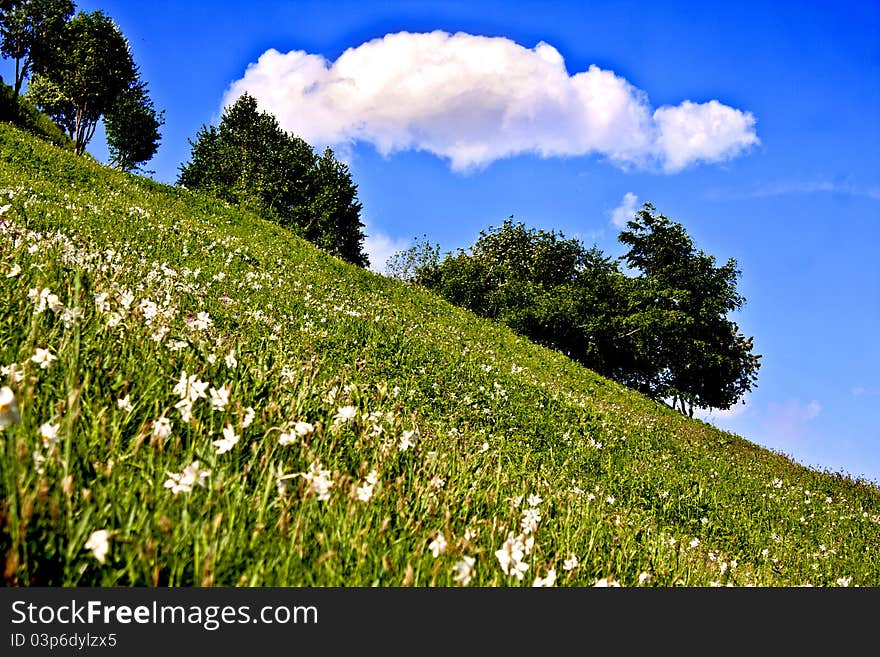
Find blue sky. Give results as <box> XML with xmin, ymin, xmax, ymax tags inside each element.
<box><xmin>4</xmin><ymin>0</ymin><xmax>879</xmax><ymax>483</ymax></box>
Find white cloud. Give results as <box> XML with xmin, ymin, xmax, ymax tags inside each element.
<box><xmin>851</xmin><ymin>386</ymin><xmax>880</xmax><ymax>397</ymax></box>
<box><xmin>763</xmin><ymin>399</ymin><xmax>822</xmax><ymax>441</ymax></box>
<box><xmin>363</xmin><ymin>227</ymin><xmax>410</xmax><ymax>274</ymax></box>
<box><xmin>696</xmin><ymin>399</ymin><xmax>750</xmax><ymax>422</ymax></box>
<box><xmin>652</xmin><ymin>100</ymin><xmax>759</xmax><ymax>173</ymax></box>
<box><xmin>609</xmin><ymin>192</ymin><xmax>638</xmax><ymax>227</ymax></box>
<box><xmin>224</xmin><ymin>31</ymin><xmax>758</xmax><ymax>173</ymax></box>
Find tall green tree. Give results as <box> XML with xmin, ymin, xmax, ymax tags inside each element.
<box><xmin>0</xmin><ymin>0</ymin><xmax>73</xmax><ymax>98</ymax></box>
<box><xmin>618</xmin><ymin>203</ymin><xmax>761</xmax><ymax>414</ymax></box>
<box><xmin>404</xmin><ymin>218</ymin><xmax>632</xmax><ymax>376</ymax></box>
<box><xmin>306</xmin><ymin>148</ymin><xmax>368</xmax><ymax>268</ymax></box>
<box><xmin>26</xmin><ymin>10</ymin><xmax>135</xmax><ymax>155</ymax></box>
<box><xmin>179</xmin><ymin>93</ymin><xmax>369</xmax><ymax>267</ymax></box>
<box><xmin>104</xmin><ymin>74</ymin><xmax>164</xmax><ymax>173</ymax></box>
<box><xmin>395</xmin><ymin>208</ymin><xmax>760</xmax><ymax>416</ymax></box>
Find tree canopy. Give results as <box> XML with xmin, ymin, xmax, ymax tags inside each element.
<box><xmin>26</xmin><ymin>10</ymin><xmax>135</xmax><ymax>155</ymax></box>
<box><xmin>104</xmin><ymin>72</ymin><xmax>164</xmax><ymax>173</ymax></box>
<box><xmin>0</xmin><ymin>0</ymin><xmax>73</xmax><ymax>97</ymax></box>
<box><xmin>617</xmin><ymin>204</ymin><xmax>760</xmax><ymax>415</ymax></box>
<box><xmin>1</xmin><ymin>4</ymin><xmax>163</xmax><ymax>169</ymax></box>
<box><xmin>178</xmin><ymin>93</ymin><xmax>369</xmax><ymax>267</ymax></box>
<box><xmin>394</xmin><ymin>207</ymin><xmax>761</xmax><ymax>414</ymax></box>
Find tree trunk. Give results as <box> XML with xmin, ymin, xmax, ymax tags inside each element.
<box><xmin>13</xmin><ymin>58</ymin><xmax>21</xmax><ymax>98</ymax></box>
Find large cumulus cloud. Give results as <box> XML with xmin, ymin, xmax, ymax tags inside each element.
<box><xmin>224</xmin><ymin>31</ymin><xmax>758</xmax><ymax>173</ymax></box>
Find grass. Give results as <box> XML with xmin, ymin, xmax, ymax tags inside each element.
<box><xmin>1</xmin><ymin>122</ymin><xmax>879</xmax><ymax>587</ymax></box>
<box><xmin>0</xmin><ymin>81</ymin><xmax>74</xmax><ymax>151</ymax></box>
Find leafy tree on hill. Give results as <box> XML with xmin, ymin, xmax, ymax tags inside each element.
<box><xmin>395</xmin><ymin>207</ymin><xmax>760</xmax><ymax>415</ymax></box>
<box><xmin>407</xmin><ymin>218</ymin><xmax>635</xmax><ymax>375</ymax></box>
<box><xmin>179</xmin><ymin>93</ymin><xmax>369</xmax><ymax>267</ymax></box>
<box><xmin>26</xmin><ymin>10</ymin><xmax>134</xmax><ymax>156</ymax></box>
<box><xmin>21</xmin><ymin>8</ymin><xmax>162</xmax><ymax>169</ymax></box>
<box><xmin>0</xmin><ymin>0</ymin><xmax>73</xmax><ymax>97</ymax></box>
<box><xmin>104</xmin><ymin>73</ymin><xmax>164</xmax><ymax>173</ymax></box>
<box><xmin>617</xmin><ymin>203</ymin><xmax>761</xmax><ymax>415</ymax></box>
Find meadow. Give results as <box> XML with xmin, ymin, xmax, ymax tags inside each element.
<box><xmin>1</xmin><ymin>123</ymin><xmax>879</xmax><ymax>587</ymax></box>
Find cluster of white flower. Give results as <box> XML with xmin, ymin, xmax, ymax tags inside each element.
<box><xmin>495</xmin><ymin>531</ymin><xmax>534</xmax><ymax>581</ymax></box>
<box><xmin>298</xmin><ymin>461</ymin><xmax>334</xmax><ymax>501</ymax></box>
<box><xmin>356</xmin><ymin>470</ymin><xmax>379</xmax><ymax>502</ymax></box>
<box><xmin>164</xmin><ymin>461</ymin><xmax>210</xmax><ymax>495</ymax></box>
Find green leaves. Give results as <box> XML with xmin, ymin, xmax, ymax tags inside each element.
<box><xmin>401</xmin><ymin>207</ymin><xmax>760</xmax><ymax>415</ymax></box>
<box><xmin>0</xmin><ymin>0</ymin><xmax>74</xmax><ymax>96</ymax></box>
<box><xmin>178</xmin><ymin>93</ymin><xmax>369</xmax><ymax>267</ymax></box>
<box><xmin>104</xmin><ymin>75</ymin><xmax>164</xmax><ymax>173</ymax></box>
<box><xmin>618</xmin><ymin>204</ymin><xmax>761</xmax><ymax>413</ymax></box>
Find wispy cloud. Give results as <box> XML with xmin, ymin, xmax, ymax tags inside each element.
<box><xmin>696</xmin><ymin>399</ymin><xmax>750</xmax><ymax>422</ymax></box>
<box><xmin>363</xmin><ymin>226</ymin><xmax>410</xmax><ymax>274</ymax></box>
<box><xmin>707</xmin><ymin>180</ymin><xmax>880</xmax><ymax>201</ymax></box>
<box><xmin>762</xmin><ymin>399</ymin><xmax>822</xmax><ymax>442</ymax></box>
<box><xmin>225</xmin><ymin>31</ymin><xmax>758</xmax><ymax>173</ymax></box>
<box><xmin>609</xmin><ymin>192</ymin><xmax>639</xmax><ymax>227</ymax></box>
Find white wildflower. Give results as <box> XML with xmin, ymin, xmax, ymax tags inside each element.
<box><xmin>334</xmin><ymin>405</ymin><xmax>357</xmax><ymax>425</ymax></box>
<box><xmin>294</xmin><ymin>421</ymin><xmax>314</xmax><ymax>437</ymax></box>
<box><xmin>84</xmin><ymin>530</ymin><xmax>110</xmax><ymax>564</ymax></box>
<box><xmin>594</xmin><ymin>576</ymin><xmax>621</xmax><ymax>587</ymax></box>
<box><xmin>174</xmin><ymin>397</ymin><xmax>194</xmax><ymax>423</ymax></box>
<box><xmin>163</xmin><ymin>460</ymin><xmax>210</xmax><ymax>495</ymax></box>
<box><xmin>533</xmin><ymin>568</ymin><xmax>557</xmax><ymax>587</ymax></box>
<box><xmin>212</xmin><ymin>424</ymin><xmax>239</xmax><ymax>454</ymax></box>
<box><xmin>209</xmin><ymin>384</ymin><xmax>231</xmax><ymax>411</ymax></box>
<box><xmin>301</xmin><ymin>461</ymin><xmax>333</xmax><ymax>501</ymax></box>
<box><xmin>31</xmin><ymin>347</ymin><xmax>56</xmax><ymax>369</ymax></box>
<box><xmin>563</xmin><ymin>554</ymin><xmax>579</xmax><ymax>571</ymax></box>
<box><xmin>0</xmin><ymin>386</ymin><xmax>20</xmax><ymax>428</ymax></box>
<box><xmin>94</xmin><ymin>292</ymin><xmax>110</xmax><ymax>314</ymax></box>
<box><xmin>189</xmin><ymin>311</ymin><xmax>212</xmax><ymax>331</ymax></box>
<box><xmin>356</xmin><ymin>478</ymin><xmax>376</xmax><ymax>502</ymax></box>
<box><xmin>119</xmin><ymin>290</ymin><xmax>135</xmax><ymax>310</ymax></box>
<box><xmin>40</xmin><ymin>421</ymin><xmax>60</xmax><ymax>447</ymax></box>
<box><xmin>399</xmin><ymin>429</ymin><xmax>416</xmax><ymax>451</ymax></box>
<box><xmin>521</xmin><ymin>507</ymin><xmax>542</xmax><ymax>535</ymax></box>
<box><xmin>152</xmin><ymin>416</ymin><xmax>172</xmax><ymax>441</ymax></box>
<box><xmin>452</xmin><ymin>556</ymin><xmax>476</xmax><ymax>586</ymax></box>
<box><xmin>428</xmin><ymin>532</ymin><xmax>447</xmax><ymax>558</ymax></box>
<box><xmin>495</xmin><ymin>533</ymin><xmax>529</xmax><ymax>580</ymax></box>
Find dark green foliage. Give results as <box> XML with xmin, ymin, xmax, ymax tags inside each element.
<box><xmin>400</xmin><ymin>208</ymin><xmax>760</xmax><ymax>414</ymax></box>
<box><xmin>24</xmin><ymin>10</ymin><xmax>139</xmax><ymax>156</ymax></box>
<box><xmin>0</xmin><ymin>76</ymin><xmax>71</xmax><ymax>148</ymax></box>
<box><xmin>178</xmin><ymin>93</ymin><xmax>368</xmax><ymax>267</ymax></box>
<box><xmin>104</xmin><ymin>74</ymin><xmax>164</xmax><ymax>173</ymax></box>
<box><xmin>618</xmin><ymin>204</ymin><xmax>761</xmax><ymax>414</ymax></box>
<box><xmin>0</xmin><ymin>0</ymin><xmax>73</xmax><ymax>97</ymax></box>
<box><xmin>409</xmin><ymin>218</ymin><xmax>636</xmax><ymax>373</ymax></box>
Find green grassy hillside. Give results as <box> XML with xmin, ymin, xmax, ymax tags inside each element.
<box><xmin>1</xmin><ymin>123</ymin><xmax>878</xmax><ymax>586</ymax></box>
<box><xmin>0</xmin><ymin>81</ymin><xmax>74</xmax><ymax>151</ymax></box>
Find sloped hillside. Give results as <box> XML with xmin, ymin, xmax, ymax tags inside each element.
<box><xmin>1</xmin><ymin>123</ymin><xmax>878</xmax><ymax>586</ymax></box>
